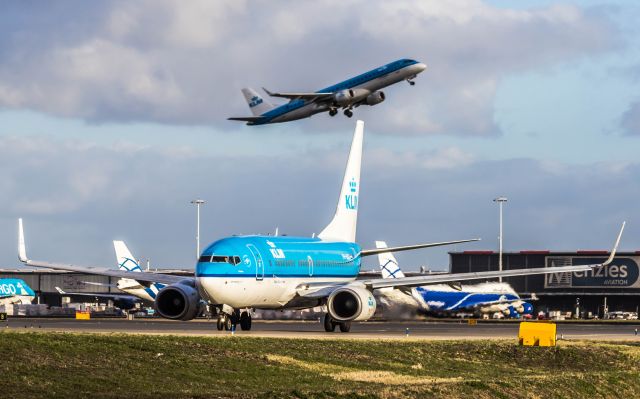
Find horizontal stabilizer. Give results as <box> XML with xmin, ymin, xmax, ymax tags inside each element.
<box><xmin>360</xmin><ymin>238</ymin><xmax>480</xmax><ymax>257</ymax></box>
<box><xmin>227</xmin><ymin>116</ymin><xmax>266</xmax><ymax>122</ymax></box>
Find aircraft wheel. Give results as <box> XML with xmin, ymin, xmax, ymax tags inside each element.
<box><xmin>216</xmin><ymin>316</ymin><xmax>225</xmax><ymax>331</ymax></box>
<box><xmin>323</xmin><ymin>314</ymin><xmax>336</xmax><ymax>332</ymax></box>
<box><xmin>329</xmin><ymin>108</ymin><xmax>338</xmax><ymax>116</ymax></box>
<box><xmin>240</xmin><ymin>311</ymin><xmax>252</xmax><ymax>331</ymax></box>
<box><xmin>224</xmin><ymin>316</ymin><xmax>233</xmax><ymax>331</ymax></box>
<box><xmin>344</xmin><ymin>109</ymin><xmax>353</xmax><ymax>118</ymax></box>
<box><xmin>409</xmin><ymin>80</ymin><xmax>416</xmax><ymax>86</ymax></box>
<box><xmin>339</xmin><ymin>322</ymin><xmax>351</xmax><ymax>333</ymax></box>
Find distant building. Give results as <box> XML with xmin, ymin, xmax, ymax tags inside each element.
<box><xmin>450</xmin><ymin>250</ymin><xmax>640</xmax><ymax>317</ymax></box>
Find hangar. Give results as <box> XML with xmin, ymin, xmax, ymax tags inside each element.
<box><xmin>450</xmin><ymin>250</ymin><xmax>640</xmax><ymax>318</ymax></box>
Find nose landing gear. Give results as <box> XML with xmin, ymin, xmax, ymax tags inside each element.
<box><xmin>407</xmin><ymin>79</ymin><xmax>416</xmax><ymax>86</ymax></box>
<box><xmin>216</xmin><ymin>309</ymin><xmax>252</xmax><ymax>331</ymax></box>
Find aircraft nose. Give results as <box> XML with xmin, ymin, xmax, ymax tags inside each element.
<box><xmin>415</xmin><ymin>63</ymin><xmax>427</xmax><ymax>73</ymax></box>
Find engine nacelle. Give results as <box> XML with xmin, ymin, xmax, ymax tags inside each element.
<box><xmin>154</xmin><ymin>281</ymin><xmax>202</xmax><ymax>321</ymax></box>
<box><xmin>365</xmin><ymin>91</ymin><xmax>385</xmax><ymax>106</ymax></box>
<box><xmin>333</xmin><ymin>89</ymin><xmax>354</xmax><ymax>106</ymax></box>
<box><xmin>327</xmin><ymin>286</ymin><xmax>377</xmax><ymax>322</ymax></box>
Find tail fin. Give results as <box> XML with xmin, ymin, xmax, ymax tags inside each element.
<box><xmin>113</xmin><ymin>241</ymin><xmax>142</xmax><ymax>272</ymax></box>
<box><xmin>375</xmin><ymin>241</ymin><xmax>406</xmax><ymax>279</ymax></box>
<box><xmin>318</xmin><ymin>120</ymin><xmax>364</xmax><ymax>243</ymax></box>
<box><xmin>242</xmin><ymin>88</ymin><xmax>274</xmax><ymax>116</ymax></box>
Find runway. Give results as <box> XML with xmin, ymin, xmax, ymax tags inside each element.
<box><xmin>4</xmin><ymin>318</ymin><xmax>639</xmax><ymax>340</ymax></box>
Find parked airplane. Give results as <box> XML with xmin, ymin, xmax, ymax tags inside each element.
<box><xmin>17</xmin><ymin>121</ymin><xmax>624</xmax><ymax>332</ymax></box>
<box><xmin>52</xmin><ymin>241</ymin><xmax>168</xmax><ymax>311</ymax></box>
<box><xmin>0</xmin><ymin>278</ymin><xmax>35</xmax><ymax>307</ymax></box>
<box><xmin>375</xmin><ymin>241</ymin><xmax>534</xmax><ymax>318</ymax></box>
<box><xmin>228</xmin><ymin>58</ymin><xmax>427</xmax><ymax>125</ymax></box>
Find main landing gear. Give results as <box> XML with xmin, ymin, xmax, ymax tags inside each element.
<box><xmin>329</xmin><ymin>107</ymin><xmax>338</xmax><ymax>117</ymax></box>
<box><xmin>323</xmin><ymin>314</ymin><xmax>351</xmax><ymax>333</ymax></box>
<box><xmin>344</xmin><ymin>109</ymin><xmax>353</xmax><ymax>118</ymax></box>
<box><xmin>216</xmin><ymin>309</ymin><xmax>252</xmax><ymax>331</ymax></box>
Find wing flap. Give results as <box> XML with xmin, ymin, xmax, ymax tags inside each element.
<box><xmin>262</xmin><ymin>87</ymin><xmax>334</xmax><ymax>101</ymax></box>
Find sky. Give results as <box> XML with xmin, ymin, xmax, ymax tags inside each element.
<box><xmin>1</xmin><ymin>0</ymin><xmax>640</xmax><ymax>272</ymax></box>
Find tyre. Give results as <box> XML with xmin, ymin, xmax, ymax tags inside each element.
<box><xmin>224</xmin><ymin>316</ymin><xmax>233</xmax><ymax>331</ymax></box>
<box><xmin>216</xmin><ymin>317</ymin><xmax>224</xmax><ymax>331</ymax></box>
<box><xmin>323</xmin><ymin>314</ymin><xmax>336</xmax><ymax>332</ymax></box>
<box><xmin>240</xmin><ymin>311</ymin><xmax>252</xmax><ymax>331</ymax></box>
<box><xmin>339</xmin><ymin>322</ymin><xmax>351</xmax><ymax>333</ymax></box>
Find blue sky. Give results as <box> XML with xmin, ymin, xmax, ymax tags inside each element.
<box><xmin>1</xmin><ymin>0</ymin><xmax>640</xmax><ymax>271</ymax></box>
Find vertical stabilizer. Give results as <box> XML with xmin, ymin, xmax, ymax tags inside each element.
<box><xmin>318</xmin><ymin>120</ymin><xmax>364</xmax><ymax>243</ymax></box>
<box><xmin>242</xmin><ymin>88</ymin><xmax>275</xmax><ymax>116</ymax></box>
<box><xmin>113</xmin><ymin>241</ymin><xmax>141</xmax><ymax>272</ymax></box>
<box><xmin>375</xmin><ymin>241</ymin><xmax>406</xmax><ymax>279</ymax></box>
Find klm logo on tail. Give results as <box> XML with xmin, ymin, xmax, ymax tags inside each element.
<box><xmin>248</xmin><ymin>96</ymin><xmax>263</xmax><ymax>108</ymax></box>
<box><xmin>345</xmin><ymin>178</ymin><xmax>358</xmax><ymax>210</ymax></box>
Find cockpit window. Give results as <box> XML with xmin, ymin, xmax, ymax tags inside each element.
<box><xmin>199</xmin><ymin>255</ymin><xmax>241</xmax><ymax>265</ymax></box>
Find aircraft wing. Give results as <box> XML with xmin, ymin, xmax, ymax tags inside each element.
<box><xmin>54</xmin><ymin>287</ymin><xmax>141</xmax><ymax>301</ymax></box>
<box><xmin>227</xmin><ymin>116</ymin><xmax>267</xmax><ymax>122</ymax></box>
<box><xmin>367</xmin><ymin>222</ymin><xmax>625</xmax><ymax>290</ymax></box>
<box><xmin>262</xmin><ymin>87</ymin><xmax>334</xmax><ymax>101</ymax></box>
<box><xmin>18</xmin><ymin>219</ymin><xmax>187</xmax><ymax>285</ymax></box>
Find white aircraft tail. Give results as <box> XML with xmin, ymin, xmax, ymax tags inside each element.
<box><xmin>242</xmin><ymin>88</ymin><xmax>275</xmax><ymax>116</ymax></box>
<box><xmin>376</xmin><ymin>241</ymin><xmax>406</xmax><ymax>279</ymax></box>
<box><xmin>318</xmin><ymin>120</ymin><xmax>364</xmax><ymax>243</ymax></box>
<box><xmin>113</xmin><ymin>241</ymin><xmax>142</xmax><ymax>272</ymax></box>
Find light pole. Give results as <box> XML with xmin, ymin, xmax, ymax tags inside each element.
<box><xmin>493</xmin><ymin>196</ymin><xmax>508</xmax><ymax>282</ymax></box>
<box><xmin>191</xmin><ymin>199</ymin><xmax>206</xmax><ymax>259</ymax></box>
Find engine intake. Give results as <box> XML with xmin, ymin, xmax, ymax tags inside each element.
<box><xmin>365</xmin><ymin>91</ymin><xmax>385</xmax><ymax>106</ymax></box>
<box><xmin>155</xmin><ymin>281</ymin><xmax>202</xmax><ymax>321</ymax></box>
<box><xmin>327</xmin><ymin>286</ymin><xmax>377</xmax><ymax>322</ymax></box>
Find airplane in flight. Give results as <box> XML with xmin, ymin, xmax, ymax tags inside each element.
<box><xmin>375</xmin><ymin>241</ymin><xmax>534</xmax><ymax>318</ymax></box>
<box><xmin>228</xmin><ymin>58</ymin><xmax>427</xmax><ymax>125</ymax></box>
<box><xmin>17</xmin><ymin>121</ymin><xmax>624</xmax><ymax>332</ymax></box>
<box><xmin>0</xmin><ymin>278</ymin><xmax>35</xmax><ymax>307</ymax></box>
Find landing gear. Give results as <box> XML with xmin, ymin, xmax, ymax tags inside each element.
<box><xmin>344</xmin><ymin>109</ymin><xmax>353</xmax><ymax>118</ymax></box>
<box><xmin>323</xmin><ymin>314</ymin><xmax>351</xmax><ymax>333</ymax></box>
<box><xmin>216</xmin><ymin>313</ymin><xmax>232</xmax><ymax>331</ymax></box>
<box><xmin>407</xmin><ymin>79</ymin><xmax>416</xmax><ymax>86</ymax></box>
<box><xmin>329</xmin><ymin>108</ymin><xmax>338</xmax><ymax>117</ymax></box>
<box><xmin>240</xmin><ymin>311</ymin><xmax>252</xmax><ymax>331</ymax></box>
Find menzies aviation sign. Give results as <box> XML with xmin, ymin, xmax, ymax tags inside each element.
<box><xmin>545</xmin><ymin>256</ymin><xmax>640</xmax><ymax>288</ymax></box>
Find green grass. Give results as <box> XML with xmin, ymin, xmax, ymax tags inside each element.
<box><xmin>0</xmin><ymin>331</ymin><xmax>638</xmax><ymax>398</ymax></box>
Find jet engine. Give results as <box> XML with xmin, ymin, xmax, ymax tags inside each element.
<box><xmin>365</xmin><ymin>91</ymin><xmax>385</xmax><ymax>105</ymax></box>
<box><xmin>327</xmin><ymin>286</ymin><xmax>377</xmax><ymax>322</ymax></box>
<box><xmin>333</xmin><ymin>89</ymin><xmax>354</xmax><ymax>106</ymax></box>
<box><xmin>154</xmin><ymin>281</ymin><xmax>203</xmax><ymax>321</ymax></box>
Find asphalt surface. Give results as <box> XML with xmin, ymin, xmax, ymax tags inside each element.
<box><xmin>3</xmin><ymin>318</ymin><xmax>639</xmax><ymax>340</ymax></box>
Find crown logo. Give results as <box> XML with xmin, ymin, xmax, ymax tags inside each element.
<box><xmin>349</xmin><ymin>179</ymin><xmax>357</xmax><ymax>193</ymax></box>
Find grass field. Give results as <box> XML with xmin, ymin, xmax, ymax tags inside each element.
<box><xmin>1</xmin><ymin>332</ymin><xmax>638</xmax><ymax>398</ymax></box>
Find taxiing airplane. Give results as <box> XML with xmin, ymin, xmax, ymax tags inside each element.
<box><xmin>0</xmin><ymin>278</ymin><xmax>35</xmax><ymax>307</ymax></box>
<box><xmin>376</xmin><ymin>241</ymin><xmax>534</xmax><ymax>318</ymax></box>
<box><xmin>17</xmin><ymin>121</ymin><xmax>624</xmax><ymax>333</ymax></box>
<box><xmin>229</xmin><ymin>58</ymin><xmax>427</xmax><ymax>125</ymax></box>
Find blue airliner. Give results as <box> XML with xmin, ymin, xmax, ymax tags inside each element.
<box><xmin>376</xmin><ymin>241</ymin><xmax>534</xmax><ymax>318</ymax></box>
<box><xmin>0</xmin><ymin>278</ymin><xmax>35</xmax><ymax>307</ymax></box>
<box><xmin>228</xmin><ymin>59</ymin><xmax>427</xmax><ymax>124</ymax></box>
<box><xmin>18</xmin><ymin>121</ymin><xmax>622</xmax><ymax>332</ymax></box>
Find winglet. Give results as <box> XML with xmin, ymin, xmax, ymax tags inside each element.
<box><xmin>18</xmin><ymin>218</ymin><xmax>28</xmax><ymax>263</ymax></box>
<box><xmin>602</xmin><ymin>221</ymin><xmax>625</xmax><ymax>266</ymax></box>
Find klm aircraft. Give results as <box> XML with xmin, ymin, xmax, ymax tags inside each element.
<box><xmin>0</xmin><ymin>278</ymin><xmax>35</xmax><ymax>307</ymax></box>
<box><xmin>17</xmin><ymin>121</ymin><xmax>624</xmax><ymax>332</ymax></box>
<box><xmin>376</xmin><ymin>241</ymin><xmax>534</xmax><ymax>318</ymax></box>
<box><xmin>228</xmin><ymin>59</ymin><xmax>427</xmax><ymax>125</ymax></box>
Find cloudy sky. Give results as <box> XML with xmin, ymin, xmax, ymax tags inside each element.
<box><xmin>1</xmin><ymin>0</ymin><xmax>640</xmax><ymax>272</ymax></box>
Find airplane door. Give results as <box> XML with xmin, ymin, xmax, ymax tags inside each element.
<box><xmin>247</xmin><ymin>244</ymin><xmax>264</xmax><ymax>281</ymax></box>
<box><xmin>307</xmin><ymin>256</ymin><xmax>313</xmax><ymax>277</ymax></box>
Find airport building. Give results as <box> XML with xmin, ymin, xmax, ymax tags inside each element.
<box><xmin>449</xmin><ymin>250</ymin><xmax>640</xmax><ymax>318</ymax></box>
